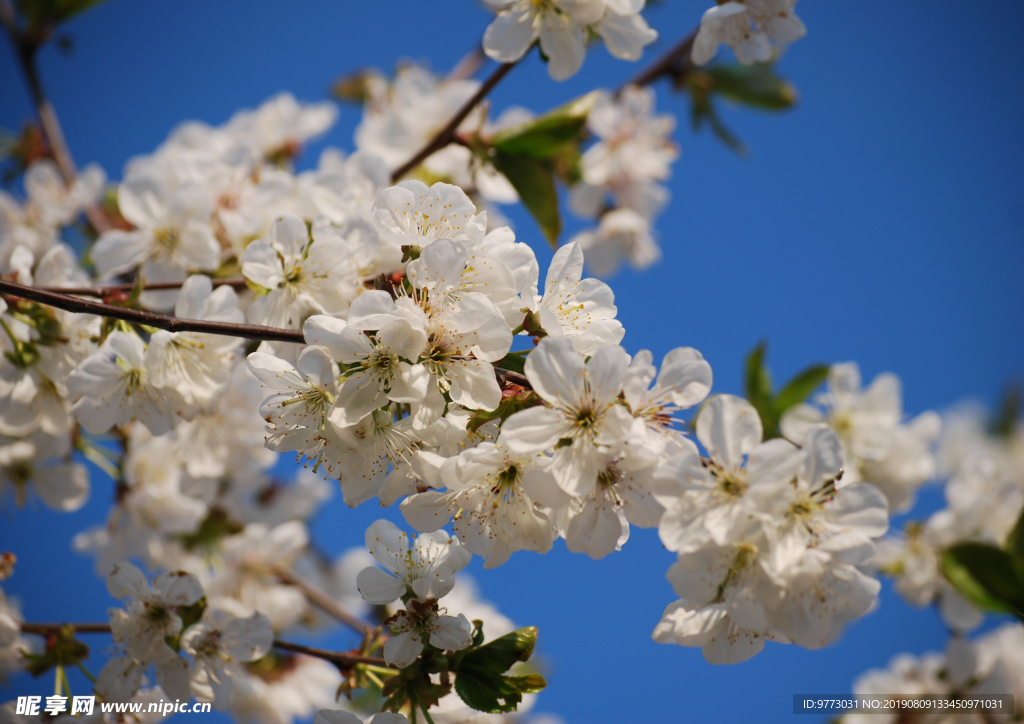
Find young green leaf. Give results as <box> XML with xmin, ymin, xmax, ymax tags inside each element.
<box><xmin>774</xmin><ymin>364</ymin><xmax>829</xmax><ymax>415</ymax></box>
<box><xmin>941</xmin><ymin>542</ymin><xmax>1024</xmax><ymax>616</ymax></box>
<box><xmin>1005</xmin><ymin>506</ymin><xmax>1024</xmax><ymax>562</ymax></box>
<box><xmin>491</xmin><ymin>151</ymin><xmax>560</xmax><ymax>248</ymax></box>
<box><xmin>491</xmin><ymin>91</ymin><xmax>599</xmax><ymax>160</ymax></box>
<box><xmin>705</xmin><ymin>63</ymin><xmax>799</xmax><ymax>111</ymax></box>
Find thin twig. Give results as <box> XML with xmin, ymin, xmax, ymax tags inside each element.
<box><xmin>40</xmin><ymin>278</ymin><xmax>249</xmax><ymax>298</ymax></box>
<box><xmin>390</xmin><ymin>58</ymin><xmax>521</xmax><ymax>182</ymax></box>
<box><xmin>0</xmin><ymin>278</ymin><xmax>305</xmax><ymax>344</ymax></box>
<box><xmin>19</xmin><ymin>622</ymin><xmax>387</xmax><ymax>667</ymax></box>
<box><xmin>20</xmin><ymin>623</ymin><xmax>112</xmax><ymax>635</ymax></box>
<box><xmin>273</xmin><ymin>566</ymin><xmax>374</xmax><ymax>638</ymax></box>
<box><xmin>618</xmin><ymin>26</ymin><xmax>700</xmax><ymax>94</ymax></box>
<box><xmin>272</xmin><ymin>640</ymin><xmax>387</xmax><ymax>668</ymax></box>
<box><xmin>0</xmin><ymin>0</ymin><xmax>110</xmax><ymax>233</ymax></box>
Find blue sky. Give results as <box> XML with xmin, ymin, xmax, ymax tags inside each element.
<box><xmin>1</xmin><ymin>1</ymin><xmax>1023</xmax><ymax>723</ymax></box>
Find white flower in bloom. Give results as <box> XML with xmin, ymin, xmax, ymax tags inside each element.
<box><xmin>181</xmin><ymin>602</ymin><xmax>274</xmax><ymax>710</ymax></box>
<box><xmin>691</xmin><ymin>0</ymin><xmax>806</xmax><ymax>66</ymax></box>
<box><xmin>762</xmin><ymin>423</ymin><xmax>889</xmax><ymax>556</ymax></box>
<box><xmin>501</xmin><ymin>337</ymin><xmax>632</xmax><ymax>496</ymax></box>
<box><xmin>656</xmin><ymin>394</ymin><xmax>797</xmax><ymax>553</ymax></box>
<box><xmin>118</xmin><ymin>427</ymin><xmax>207</xmax><ymax>536</ymax></box>
<box><xmin>145</xmin><ymin>275</ymin><xmax>244</xmax><ymax>408</ymax></box>
<box><xmin>103</xmin><ymin>561</ymin><xmax>200</xmax><ymax>700</ymax></box>
<box><xmin>356</xmin><ymin>65</ymin><xmax>477</xmax><ymax>170</ymax></box>
<box><xmin>92</xmin><ymin>167</ymin><xmax>220</xmax><ymax>297</ymax></box>
<box><xmin>781</xmin><ymin>362</ymin><xmax>940</xmax><ymax>513</ymax></box>
<box><xmin>871</xmin><ymin>511</ymin><xmax>985</xmax><ymax>633</ymax></box>
<box><xmin>330</xmin><ymin>408</ymin><xmax>424</xmax><ymax>507</ymax></box>
<box><xmin>569</xmin><ymin>86</ymin><xmax>678</xmax><ymax>221</ymax></box>
<box><xmin>573</xmin><ymin>208</ymin><xmax>660</xmax><ymax>277</ymax></box>
<box><xmin>247</xmin><ymin>346</ymin><xmax>339</xmax><ymax>469</ymax></box>
<box><xmin>242</xmin><ymin>214</ymin><xmax>360</xmax><ymax>328</ymax></box>
<box><xmin>371</xmin><ymin>181</ymin><xmax>487</xmax><ymax>251</ymax></box>
<box><xmin>653</xmin><ymin>520</ymin><xmax>779</xmax><ymax>664</ymax></box>
<box><xmin>304</xmin><ymin>314</ymin><xmax>429</xmax><ymax>428</ymax></box>
<box><xmin>623</xmin><ymin>347</ymin><xmax>712</xmax><ymax>453</ymax></box>
<box><xmin>356</xmin><ymin>519</ymin><xmax>471</xmax><ymax>603</ymax></box>
<box><xmin>346</xmin><ymin>276</ymin><xmax>512</xmax><ymax>428</ymax></box>
<box><xmin>402</xmin><ymin>440</ymin><xmax>560</xmax><ymax>568</ymax></box>
<box><xmin>68</xmin><ymin>330</ymin><xmax>192</xmax><ymax>435</ymax></box>
<box><xmin>384</xmin><ymin>608</ymin><xmax>473</xmax><ymax>669</ymax></box>
<box><xmin>227</xmin><ymin>654</ymin><xmax>343</xmax><ymax>724</ymax></box>
<box><xmin>106</xmin><ymin>561</ymin><xmax>203</xmax><ymax>662</ymax></box>
<box><xmin>483</xmin><ymin>0</ymin><xmax>656</xmax><ymax>81</ymax></box>
<box><xmin>205</xmin><ymin>521</ymin><xmax>310</xmax><ymax>630</ymax></box>
<box><xmin>0</xmin><ymin>431</ymin><xmax>89</xmax><ymax>512</ymax></box>
<box><xmin>530</xmin><ymin>241</ymin><xmax>625</xmax><ymax>355</ymax></box>
<box><xmin>223</xmin><ymin>92</ymin><xmax>337</xmax><ymax>160</ymax></box>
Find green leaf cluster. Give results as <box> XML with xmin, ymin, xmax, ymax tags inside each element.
<box><xmin>451</xmin><ymin>626</ymin><xmax>546</xmax><ymax>714</ymax></box>
<box><xmin>744</xmin><ymin>341</ymin><xmax>829</xmax><ymax>439</ymax></box>
<box><xmin>941</xmin><ymin>508</ymin><xmax>1024</xmax><ymax>622</ymax></box>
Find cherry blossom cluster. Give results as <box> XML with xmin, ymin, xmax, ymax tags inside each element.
<box><xmin>692</xmin><ymin>0</ymin><xmax>806</xmax><ymax>67</ymax></box>
<box><xmin>871</xmin><ymin>404</ymin><xmax>1024</xmax><ymax>632</ymax></box>
<box><xmin>837</xmin><ymin>624</ymin><xmax>1024</xmax><ymax>724</ymax></box>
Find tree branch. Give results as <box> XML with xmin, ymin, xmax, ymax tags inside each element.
<box><xmin>273</xmin><ymin>566</ymin><xmax>374</xmax><ymax>638</ymax></box>
<box><xmin>39</xmin><ymin>278</ymin><xmax>249</xmax><ymax>299</ymax></box>
<box><xmin>272</xmin><ymin>640</ymin><xmax>387</xmax><ymax>668</ymax></box>
<box><xmin>0</xmin><ymin>0</ymin><xmax>110</xmax><ymax>233</ymax></box>
<box><xmin>18</xmin><ymin>622</ymin><xmax>387</xmax><ymax>667</ymax></box>
<box><xmin>0</xmin><ymin>278</ymin><xmax>305</xmax><ymax>344</ymax></box>
<box><xmin>390</xmin><ymin>58</ymin><xmax>521</xmax><ymax>183</ymax></box>
<box><xmin>618</xmin><ymin>26</ymin><xmax>699</xmax><ymax>94</ymax></box>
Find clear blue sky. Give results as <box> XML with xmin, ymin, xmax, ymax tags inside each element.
<box><xmin>2</xmin><ymin>2</ymin><xmax>1023</xmax><ymax>723</ymax></box>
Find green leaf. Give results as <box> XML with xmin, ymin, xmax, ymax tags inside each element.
<box><xmin>494</xmin><ymin>351</ymin><xmax>529</xmax><ymax>375</ymax></box>
<box><xmin>705</xmin><ymin>63</ymin><xmax>799</xmax><ymax>111</ymax></box>
<box><xmin>774</xmin><ymin>364</ymin><xmax>829</xmax><ymax>415</ymax></box>
<box><xmin>1006</xmin><ymin>506</ymin><xmax>1024</xmax><ymax>561</ymax></box>
<box><xmin>17</xmin><ymin>0</ymin><xmax>108</xmax><ymax>33</ymax></box>
<box><xmin>460</xmin><ymin>627</ymin><xmax>537</xmax><ymax>674</ymax></box>
<box><xmin>491</xmin><ymin>91</ymin><xmax>598</xmax><ymax>160</ymax></box>
<box><xmin>941</xmin><ymin>542</ymin><xmax>1024</xmax><ymax>616</ymax></box>
<box><xmin>989</xmin><ymin>383</ymin><xmax>1021</xmax><ymax>439</ymax></box>
<box><xmin>454</xmin><ymin>666</ymin><xmax>525</xmax><ymax>713</ymax></box>
<box><xmin>503</xmin><ymin>673</ymin><xmax>546</xmax><ymax>695</ymax></box>
<box><xmin>744</xmin><ymin>341</ymin><xmax>773</xmax><ymax>424</ymax></box>
<box><xmin>491</xmin><ymin>151</ymin><xmax>560</xmax><ymax>248</ymax></box>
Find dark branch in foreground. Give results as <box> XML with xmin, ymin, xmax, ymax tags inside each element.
<box><xmin>0</xmin><ymin>278</ymin><xmax>305</xmax><ymax>344</ymax></box>
<box><xmin>40</xmin><ymin>279</ymin><xmax>250</xmax><ymax>298</ymax></box>
<box><xmin>18</xmin><ymin>622</ymin><xmax>387</xmax><ymax>667</ymax></box>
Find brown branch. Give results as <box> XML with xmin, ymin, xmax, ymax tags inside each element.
<box><xmin>40</xmin><ymin>278</ymin><xmax>249</xmax><ymax>299</ymax></box>
<box><xmin>0</xmin><ymin>0</ymin><xmax>110</xmax><ymax>234</ymax></box>
<box><xmin>273</xmin><ymin>566</ymin><xmax>374</xmax><ymax>638</ymax></box>
<box><xmin>0</xmin><ymin>278</ymin><xmax>304</xmax><ymax>343</ymax></box>
<box><xmin>18</xmin><ymin>622</ymin><xmax>386</xmax><ymax>667</ymax></box>
<box><xmin>20</xmin><ymin>622</ymin><xmax>112</xmax><ymax>635</ymax></box>
<box><xmin>390</xmin><ymin>58</ymin><xmax>521</xmax><ymax>183</ymax></box>
<box><xmin>618</xmin><ymin>26</ymin><xmax>700</xmax><ymax>94</ymax></box>
<box><xmin>272</xmin><ymin>640</ymin><xmax>387</xmax><ymax>668</ymax></box>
